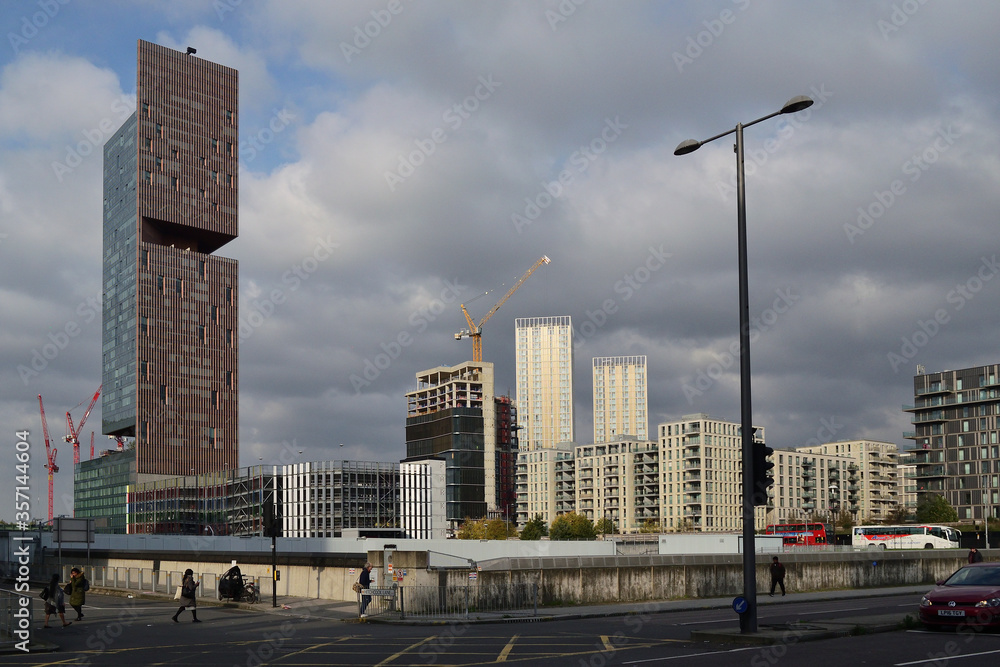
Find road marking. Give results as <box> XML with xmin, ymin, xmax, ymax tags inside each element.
<box><xmin>624</xmin><ymin>645</ymin><xmax>759</xmax><ymax>663</ymax></box>
<box><xmin>374</xmin><ymin>635</ymin><xmax>437</xmax><ymax>667</ymax></box>
<box><xmin>497</xmin><ymin>634</ymin><xmax>518</xmax><ymax>662</ymax></box>
<box><xmin>895</xmin><ymin>647</ymin><xmax>1000</xmax><ymax>665</ymax></box>
<box><xmin>797</xmin><ymin>606</ymin><xmax>868</xmax><ymax>615</ymax></box>
<box><xmin>678</xmin><ymin>618</ymin><xmax>732</xmax><ymax>625</ymax></box>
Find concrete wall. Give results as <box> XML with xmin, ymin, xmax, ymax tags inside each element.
<box><xmin>27</xmin><ymin>539</ymin><xmax>988</xmax><ymax>606</ymax></box>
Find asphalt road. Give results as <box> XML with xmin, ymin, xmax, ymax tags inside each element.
<box><xmin>2</xmin><ymin>590</ymin><xmax>999</xmax><ymax>666</ymax></box>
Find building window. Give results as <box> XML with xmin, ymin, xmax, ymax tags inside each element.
<box><xmin>200</xmin><ymin>260</ymin><xmax>206</xmax><ymax>279</ymax></box>
<box><xmin>226</xmin><ymin>329</ymin><xmax>233</xmax><ymax>347</ymax></box>
<box><xmin>211</xmin><ymin>138</ymin><xmax>218</xmax><ymax>152</ymax></box>
<box><xmin>208</xmin><ymin>426</ymin><xmax>216</xmax><ymax>446</ymax></box>
<box><xmin>140</xmin><ymin>315</ymin><xmax>148</xmax><ymax>335</ymax></box>
<box><xmin>161</xmin><ymin>384</ymin><xmax>169</xmax><ymax>404</ymax></box>
<box><xmin>225</xmin><ymin>173</ymin><xmax>233</xmax><ymax>187</ymax></box>
<box><xmin>211</xmin><ymin>389</ymin><xmax>218</xmax><ymax>409</ymax></box>
<box><xmin>142</xmin><ymin>102</ymin><xmax>150</xmax><ymax>116</ymax></box>
<box><xmin>170</xmin><ymin>176</ymin><xmax>178</xmax><ymax>190</ymax></box>
<box><xmin>156</xmin><ymin>123</ymin><xmax>163</xmax><ymax>136</ymax></box>
<box><xmin>211</xmin><ymin>304</ymin><xmax>218</xmax><ymax>323</ymax></box>
<box><xmin>225</xmin><ymin>371</ymin><xmax>233</xmax><ymax>389</ymax></box>
<box><xmin>157</xmin><ymin>275</ymin><xmax>164</xmax><ymax>292</ymax></box>
<box><xmin>226</xmin><ymin>141</ymin><xmax>234</xmax><ymax>156</ymax></box>
<box><xmin>225</xmin><ymin>110</ymin><xmax>233</xmax><ymax>124</ymax></box>
<box><xmin>143</xmin><ymin>137</ymin><xmax>152</xmax><ymax>150</ymax></box>
<box><xmin>226</xmin><ymin>286</ymin><xmax>233</xmax><ymax>304</ymax></box>
<box><xmin>140</xmin><ymin>360</ymin><xmax>148</xmax><ymax>379</ymax></box>
<box><xmin>198</xmin><ymin>325</ymin><xmax>205</xmax><ymax>343</ymax></box>
<box><xmin>143</xmin><ymin>171</ymin><xmax>151</xmax><ymax>183</ymax></box>
<box><xmin>176</xmin><ymin>278</ymin><xmax>183</xmax><ymax>295</ymax></box>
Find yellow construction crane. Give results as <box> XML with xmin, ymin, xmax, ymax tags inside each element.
<box><xmin>455</xmin><ymin>255</ymin><xmax>551</xmax><ymax>362</ymax></box>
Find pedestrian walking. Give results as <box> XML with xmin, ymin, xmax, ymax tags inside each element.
<box><xmin>41</xmin><ymin>573</ymin><xmax>71</xmax><ymax>628</ymax></box>
<box><xmin>172</xmin><ymin>568</ymin><xmax>202</xmax><ymax>623</ymax></box>
<box><xmin>969</xmin><ymin>547</ymin><xmax>984</xmax><ymax>563</ymax></box>
<box><xmin>66</xmin><ymin>567</ymin><xmax>89</xmax><ymax>621</ymax></box>
<box><xmin>769</xmin><ymin>556</ymin><xmax>786</xmax><ymax>597</ymax></box>
<box><xmin>358</xmin><ymin>562</ymin><xmax>373</xmax><ymax>618</ymax></box>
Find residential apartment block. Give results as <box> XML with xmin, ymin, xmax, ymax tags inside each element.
<box><xmin>795</xmin><ymin>440</ymin><xmax>898</xmax><ymax>523</ymax></box>
<box><xmin>514</xmin><ymin>443</ymin><xmax>575</xmax><ymax>527</ymax></box>
<box><xmin>593</xmin><ymin>356</ymin><xmax>648</xmax><ymax>443</ymax></box>
<box><xmin>659</xmin><ymin>414</ymin><xmax>768</xmax><ymax>532</ymax></box>
<box><xmin>515</xmin><ymin>316</ymin><xmax>574</xmax><ymax>450</ymax></box>
<box><xmin>906</xmin><ymin>364</ymin><xmax>1000</xmax><ymax>521</ymax></box>
<box><xmin>766</xmin><ymin>450</ymin><xmax>858</xmax><ymax>527</ymax></box>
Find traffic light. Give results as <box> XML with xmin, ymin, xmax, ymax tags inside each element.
<box><xmin>263</xmin><ymin>498</ymin><xmax>278</xmax><ymax>538</ymax></box>
<box><xmin>752</xmin><ymin>440</ymin><xmax>774</xmax><ymax>507</ymax></box>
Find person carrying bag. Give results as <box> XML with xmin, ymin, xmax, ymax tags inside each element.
<box><xmin>171</xmin><ymin>568</ymin><xmax>202</xmax><ymax>623</ymax></box>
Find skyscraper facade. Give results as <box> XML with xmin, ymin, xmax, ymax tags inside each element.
<box><xmin>102</xmin><ymin>40</ymin><xmax>239</xmax><ymax>476</ymax></box>
<box><xmin>593</xmin><ymin>355</ymin><xmax>648</xmax><ymax>443</ymax></box>
<box><xmin>404</xmin><ymin>362</ymin><xmax>494</xmax><ymax>525</ymax></box>
<box><xmin>515</xmin><ymin>316</ymin><xmax>574</xmax><ymax>451</ymax></box>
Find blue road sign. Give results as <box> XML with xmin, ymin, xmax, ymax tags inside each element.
<box><xmin>733</xmin><ymin>596</ymin><xmax>748</xmax><ymax>614</ymax></box>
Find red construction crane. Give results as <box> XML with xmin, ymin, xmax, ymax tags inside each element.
<box><xmin>65</xmin><ymin>385</ymin><xmax>101</xmax><ymax>466</ymax></box>
<box><xmin>37</xmin><ymin>394</ymin><xmax>59</xmax><ymax>524</ymax></box>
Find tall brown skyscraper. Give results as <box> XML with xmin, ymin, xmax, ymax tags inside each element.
<box><xmin>102</xmin><ymin>40</ymin><xmax>239</xmax><ymax>475</ymax></box>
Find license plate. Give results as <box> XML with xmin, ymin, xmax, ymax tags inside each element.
<box><xmin>938</xmin><ymin>610</ymin><xmax>965</xmax><ymax>617</ymax></box>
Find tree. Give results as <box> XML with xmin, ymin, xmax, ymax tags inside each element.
<box><xmin>595</xmin><ymin>517</ymin><xmax>616</xmax><ymax>535</ymax></box>
<box><xmin>519</xmin><ymin>514</ymin><xmax>548</xmax><ymax>541</ymax></box>
<box><xmin>674</xmin><ymin>518</ymin><xmax>694</xmax><ymax>533</ymax></box>
<box><xmin>884</xmin><ymin>505</ymin><xmax>911</xmax><ymax>524</ymax></box>
<box><xmin>916</xmin><ymin>494</ymin><xmax>958</xmax><ymax>523</ymax></box>
<box><xmin>456</xmin><ymin>518</ymin><xmax>487</xmax><ymax>540</ymax></box>
<box><xmin>549</xmin><ymin>512</ymin><xmax>597</xmax><ymax>541</ymax></box>
<box><xmin>639</xmin><ymin>518</ymin><xmax>661</xmax><ymax>534</ymax></box>
<box><xmin>485</xmin><ymin>518</ymin><xmax>517</xmax><ymax>540</ymax></box>
<box><xmin>836</xmin><ymin>510</ymin><xmax>855</xmax><ymax>533</ymax></box>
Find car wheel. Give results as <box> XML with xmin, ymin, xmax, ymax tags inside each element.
<box><xmin>879</xmin><ymin>543</ymin><xmax>887</xmax><ymax>550</ymax></box>
<box><xmin>924</xmin><ymin>543</ymin><xmax>933</xmax><ymax>549</ymax></box>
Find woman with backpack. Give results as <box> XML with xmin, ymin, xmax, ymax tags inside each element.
<box><xmin>171</xmin><ymin>568</ymin><xmax>202</xmax><ymax>623</ymax></box>
<box><xmin>42</xmin><ymin>573</ymin><xmax>71</xmax><ymax>628</ymax></box>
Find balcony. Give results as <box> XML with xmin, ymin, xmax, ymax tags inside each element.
<box><xmin>912</xmin><ymin>466</ymin><xmax>947</xmax><ymax>478</ymax></box>
<box><xmin>683</xmin><ymin>447</ymin><xmax>701</xmax><ymax>459</ymax></box>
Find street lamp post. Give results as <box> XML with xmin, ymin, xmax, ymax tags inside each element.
<box><xmin>675</xmin><ymin>95</ymin><xmax>814</xmax><ymax>633</ymax></box>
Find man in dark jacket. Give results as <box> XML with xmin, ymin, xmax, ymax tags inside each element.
<box><xmin>969</xmin><ymin>547</ymin><xmax>984</xmax><ymax>563</ymax></box>
<box><xmin>769</xmin><ymin>556</ymin><xmax>786</xmax><ymax>597</ymax></box>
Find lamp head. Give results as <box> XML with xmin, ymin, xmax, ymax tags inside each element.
<box><xmin>673</xmin><ymin>139</ymin><xmax>701</xmax><ymax>156</ymax></box>
<box><xmin>780</xmin><ymin>95</ymin><xmax>813</xmax><ymax>114</ymax></box>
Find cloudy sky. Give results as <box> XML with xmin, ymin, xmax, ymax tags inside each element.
<box><xmin>2</xmin><ymin>0</ymin><xmax>999</xmax><ymax>522</ymax></box>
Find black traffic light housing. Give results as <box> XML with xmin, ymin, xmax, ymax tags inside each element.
<box><xmin>751</xmin><ymin>435</ymin><xmax>774</xmax><ymax>507</ymax></box>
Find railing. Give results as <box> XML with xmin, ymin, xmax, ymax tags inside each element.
<box><xmin>0</xmin><ymin>589</ymin><xmax>32</xmax><ymax>650</ymax></box>
<box><xmin>373</xmin><ymin>583</ymin><xmax>539</xmax><ymax>620</ymax></box>
<box><xmin>53</xmin><ymin>565</ymin><xmax>261</xmax><ymax>603</ymax></box>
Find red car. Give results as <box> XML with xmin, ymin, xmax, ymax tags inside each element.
<box><xmin>919</xmin><ymin>562</ymin><xmax>1000</xmax><ymax>628</ymax></box>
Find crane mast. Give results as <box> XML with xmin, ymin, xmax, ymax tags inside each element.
<box><xmin>455</xmin><ymin>255</ymin><xmax>550</xmax><ymax>362</ymax></box>
<box><xmin>37</xmin><ymin>394</ymin><xmax>58</xmax><ymax>524</ymax></box>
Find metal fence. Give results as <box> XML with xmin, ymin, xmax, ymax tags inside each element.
<box><xmin>356</xmin><ymin>583</ymin><xmax>539</xmax><ymax>620</ymax></box>
<box><xmin>57</xmin><ymin>565</ymin><xmax>260</xmax><ymax>602</ymax></box>
<box><xmin>0</xmin><ymin>589</ymin><xmax>32</xmax><ymax>650</ymax></box>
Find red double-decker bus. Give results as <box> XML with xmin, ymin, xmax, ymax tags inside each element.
<box><xmin>765</xmin><ymin>522</ymin><xmax>833</xmax><ymax>546</ymax></box>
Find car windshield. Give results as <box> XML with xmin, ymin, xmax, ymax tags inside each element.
<box><xmin>944</xmin><ymin>567</ymin><xmax>1000</xmax><ymax>587</ymax></box>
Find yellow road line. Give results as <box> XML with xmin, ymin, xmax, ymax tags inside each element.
<box><xmin>600</xmin><ymin>635</ymin><xmax>615</xmax><ymax>652</ymax></box>
<box><xmin>497</xmin><ymin>633</ymin><xmax>519</xmax><ymax>661</ymax></box>
<box><xmin>374</xmin><ymin>634</ymin><xmax>438</xmax><ymax>667</ymax></box>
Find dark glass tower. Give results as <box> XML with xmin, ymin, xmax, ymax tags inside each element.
<box><xmin>102</xmin><ymin>40</ymin><xmax>239</xmax><ymax>476</ymax></box>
